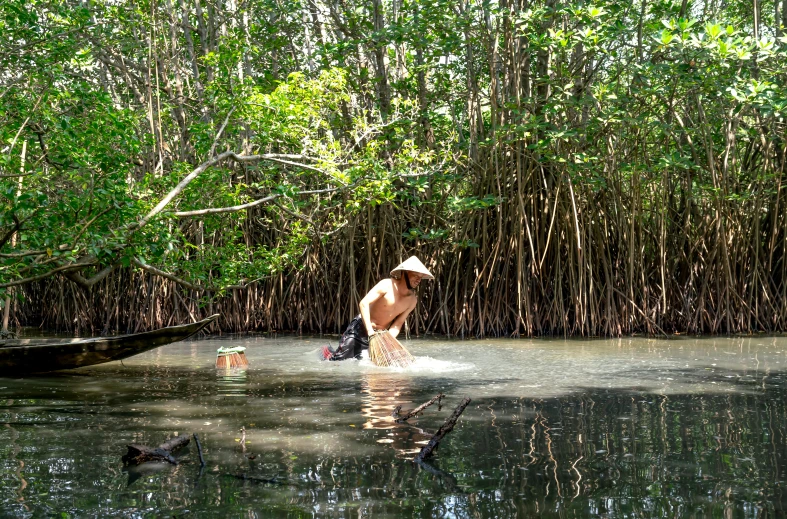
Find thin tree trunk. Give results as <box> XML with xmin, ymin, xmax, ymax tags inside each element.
<box><xmin>3</xmin><ymin>141</ymin><xmax>26</xmax><ymax>334</ymax></box>
<box><xmin>413</xmin><ymin>4</ymin><xmax>434</xmax><ymax>149</ymax></box>
<box><xmin>371</xmin><ymin>0</ymin><xmax>391</xmax><ymax>120</ymax></box>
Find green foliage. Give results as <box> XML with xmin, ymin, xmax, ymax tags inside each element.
<box><xmin>3</xmin><ymin>0</ymin><xmax>787</xmax><ymax>335</ymax></box>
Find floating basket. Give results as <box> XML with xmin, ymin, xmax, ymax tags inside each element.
<box><xmin>369</xmin><ymin>330</ymin><xmax>415</xmax><ymax>368</ymax></box>
<box><xmin>216</xmin><ymin>346</ymin><xmax>248</xmax><ymax>369</ymax></box>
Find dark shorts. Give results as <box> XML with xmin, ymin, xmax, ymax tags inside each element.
<box><xmin>322</xmin><ymin>315</ymin><xmax>369</xmax><ymax>361</ymax></box>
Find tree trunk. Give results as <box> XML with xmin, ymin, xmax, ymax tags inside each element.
<box><xmin>371</xmin><ymin>0</ymin><xmax>391</xmax><ymax>120</ymax></box>
<box><xmin>413</xmin><ymin>4</ymin><xmax>434</xmax><ymax>149</ymax></box>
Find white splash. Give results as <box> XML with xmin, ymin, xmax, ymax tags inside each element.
<box><xmin>358</xmin><ymin>353</ymin><xmax>474</xmax><ymax>373</ymax></box>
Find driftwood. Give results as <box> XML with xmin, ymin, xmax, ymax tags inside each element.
<box><xmin>414</xmin><ymin>398</ymin><xmax>471</xmax><ymax>463</ymax></box>
<box><xmin>193</xmin><ymin>433</ymin><xmax>206</xmax><ymax>467</ymax></box>
<box><xmin>123</xmin><ymin>435</ymin><xmax>190</xmax><ymax>465</ymax></box>
<box><xmin>392</xmin><ymin>393</ymin><xmax>444</xmax><ymax>422</ymax></box>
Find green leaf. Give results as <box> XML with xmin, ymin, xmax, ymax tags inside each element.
<box><xmin>588</xmin><ymin>6</ymin><xmax>605</xmax><ymax>18</ymax></box>
<box><xmin>660</xmin><ymin>30</ymin><xmax>674</xmax><ymax>45</ymax></box>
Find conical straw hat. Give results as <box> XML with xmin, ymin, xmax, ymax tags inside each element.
<box><xmin>390</xmin><ymin>256</ymin><xmax>434</xmax><ymax>280</ymax></box>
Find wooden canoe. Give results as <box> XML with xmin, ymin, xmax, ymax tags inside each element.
<box><xmin>0</xmin><ymin>314</ymin><xmax>220</xmax><ymax>375</ymax></box>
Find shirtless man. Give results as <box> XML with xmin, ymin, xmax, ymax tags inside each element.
<box><xmin>323</xmin><ymin>256</ymin><xmax>433</xmax><ymax>361</ymax></box>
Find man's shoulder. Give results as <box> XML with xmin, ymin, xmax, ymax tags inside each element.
<box><xmin>374</xmin><ymin>278</ymin><xmax>395</xmax><ymax>292</ymax></box>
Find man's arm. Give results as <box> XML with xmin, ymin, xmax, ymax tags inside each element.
<box><xmin>359</xmin><ymin>281</ymin><xmax>388</xmax><ymax>336</ymax></box>
<box><xmin>387</xmin><ymin>297</ymin><xmax>417</xmax><ymax>339</ymax></box>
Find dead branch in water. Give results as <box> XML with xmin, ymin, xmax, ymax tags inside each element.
<box><xmin>122</xmin><ymin>434</ymin><xmax>190</xmax><ymax>465</ymax></box>
<box><xmin>392</xmin><ymin>393</ymin><xmax>444</xmax><ymax>422</ymax></box>
<box><xmin>414</xmin><ymin>398</ymin><xmax>471</xmax><ymax>463</ymax></box>
<box><xmin>193</xmin><ymin>433</ymin><xmax>205</xmax><ymax>467</ymax></box>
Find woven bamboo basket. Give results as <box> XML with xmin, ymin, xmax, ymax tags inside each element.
<box><xmin>369</xmin><ymin>330</ymin><xmax>415</xmax><ymax>368</ymax></box>
<box><xmin>215</xmin><ymin>346</ymin><xmax>249</xmax><ymax>368</ymax></box>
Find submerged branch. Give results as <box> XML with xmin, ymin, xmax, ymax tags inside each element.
<box><xmin>123</xmin><ymin>435</ymin><xmax>190</xmax><ymax>465</ymax></box>
<box><xmin>393</xmin><ymin>393</ymin><xmax>445</xmax><ymax>422</ymax></box>
<box><xmin>193</xmin><ymin>433</ymin><xmax>205</xmax><ymax>467</ymax></box>
<box><xmin>414</xmin><ymin>398</ymin><xmax>471</xmax><ymax>463</ymax></box>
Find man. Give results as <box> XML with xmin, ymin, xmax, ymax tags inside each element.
<box><xmin>322</xmin><ymin>256</ymin><xmax>434</xmax><ymax>361</ymax></box>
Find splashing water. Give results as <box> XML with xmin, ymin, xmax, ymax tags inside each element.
<box><xmin>358</xmin><ymin>352</ymin><xmax>474</xmax><ymax>373</ymax></box>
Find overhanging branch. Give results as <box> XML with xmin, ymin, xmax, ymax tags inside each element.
<box><xmin>174</xmin><ymin>194</ymin><xmax>280</xmax><ymax>217</ymax></box>
<box><xmin>0</xmin><ymin>261</ymin><xmax>97</xmax><ymax>289</ymax></box>
<box><xmin>173</xmin><ymin>187</ymin><xmax>339</xmax><ymax>217</ymax></box>
<box><xmin>131</xmin><ymin>258</ymin><xmax>267</xmax><ymax>292</ymax></box>
<box><xmin>131</xmin><ymin>151</ymin><xmax>332</xmax><ymax>231</ymax></box>
<box><xmin>63</xmin><ymin>264</ymin><xmax>117</xmax><ymax>290</ymax></box>
<box><xmin>132</xmin><ymin>258</ymin><xmax>204</xmax><ymax>291</ymax></box>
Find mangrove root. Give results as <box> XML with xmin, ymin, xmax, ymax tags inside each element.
<box><xmin>414</xmin><ymin>397</ymin><xmax>471</xmax><ymax>463</ymax></box>
<box><xmin>392</xmin><ymin>393</ymin><xmax>445</xmax><ymax>422</ymax></box>
<box><xmin>123</xmin><ymin>434</ymin><xmax>190</xmax><ymax>465</ymax></box>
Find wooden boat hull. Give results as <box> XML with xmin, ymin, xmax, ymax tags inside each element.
<box><xmin>0</xmin><ymin>314</ymin><xmax>220</xmax><ymax>375</ymax></box>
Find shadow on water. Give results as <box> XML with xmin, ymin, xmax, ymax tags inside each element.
<box><xmin>1</xmin><ymin>361</ymin><xmax>787</xmax><ymax>517</ymax></box>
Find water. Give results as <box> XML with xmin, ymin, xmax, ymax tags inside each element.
<box><xmin>1</xmin><ymin>335</ymin><xmax>786</xmax><ymax>517</ymax></box>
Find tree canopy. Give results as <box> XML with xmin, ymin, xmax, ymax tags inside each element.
<box><xmin>2</xmin><ymin>0</ymin><xmax>786</xmax><ymax>335</ymax></box>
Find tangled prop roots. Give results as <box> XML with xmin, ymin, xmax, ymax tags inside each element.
<box><xmin>369</xmin><ymin>330</ymin><xmax>415</xmax><ymax>368</ymax></box>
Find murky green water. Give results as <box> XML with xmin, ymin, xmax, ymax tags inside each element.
<box><xmin>1</xmin><ymin>335</ymin><xmax>786</xmax><ymax>518</ymax></box>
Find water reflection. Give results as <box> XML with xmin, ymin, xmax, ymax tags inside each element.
<box><xmin>361</xmin><ymin>372</ymin><xmax>403</xmax><ymax>431</ymax></box>
<box><xmin>216</xmin><ymin>368</ymin><xmax>249</xmax><ymax>398</ymax></box>
<box><xmin>5</xmin><ymin>400</ymin><xmax>30</xmax><ymax>514</ymax></box>
<box><xmin>360</xmin><ymin>372</ymin><xmax>434</xmax><ymax>456</ymax></box>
